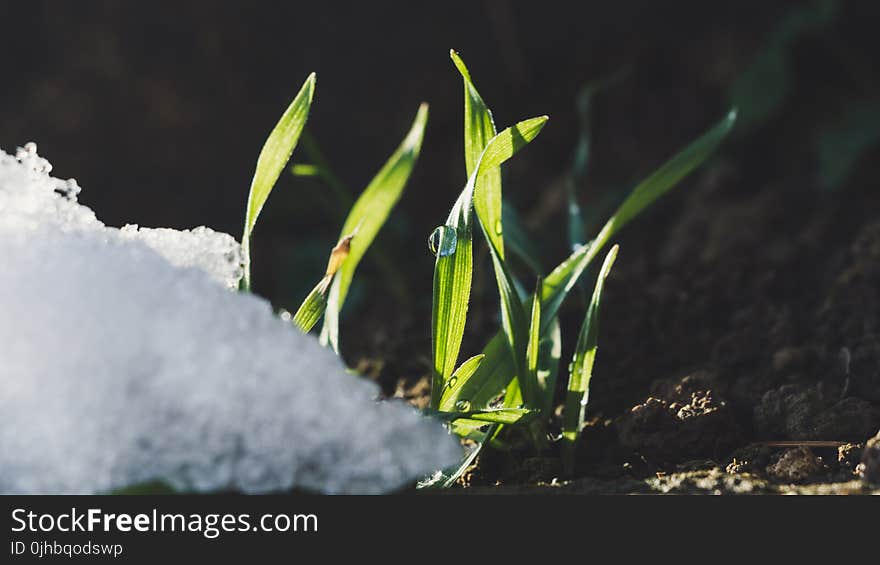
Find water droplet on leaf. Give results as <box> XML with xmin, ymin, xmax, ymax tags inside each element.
<box><xmin>454</xmin><ymin>400</ymin><xmax>471</xmax><ymax>412</ymax></box>
<box><xmin>428</xmin><ymin>226</ymin><xmax>457</xmax><ymax>257</ymax></box>
<box><xmin>494</xmin><ymin>220</ymin><xmax>503</xmax><ymax>236</ymax></box>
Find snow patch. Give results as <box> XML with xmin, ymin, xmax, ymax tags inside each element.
<box><xmin>0</xmin><ymin>143</ymin><xmax>460</xmax><ymax>494</ymax></box>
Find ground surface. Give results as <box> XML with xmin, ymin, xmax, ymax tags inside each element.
<box><xmin>420</xmin><ymin>165</ymin><xmax>880</xmax><ymax>494</ymax></box>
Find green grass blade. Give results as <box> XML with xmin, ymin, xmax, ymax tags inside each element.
<box><xmin>451</xmin><ymin>49</ymin><xmax>504</xmax><ymax>258</ymax></box>
<box><xmin>431</xmin><ymin>227</ymin><xmax>473</xmax><ymax>407</ymax></box>
<box><xmin>430</xmin><ymin>117</ymin><xmax>548</xmax><ymax>408</ymax></box>
<box><xmin>500</xmin><ymin>371</ymin><xmax>522</xmax><ymax>412</ymax></box>
<box><xmin>477</xmin><ymin>117</ymin><xmax>548</xmax><ymax>174</ymax></box>
<box><xmin>292</xmin><ymin>278</ymin><xmax>329</xmax><ymax>333</ymax></box>
<box><xmin>440</xmin><ymin>332</ymin><xmax>514</xmax><ymax>411</ymax></box>
<box><xmin>319</xmin><ymin>104</ymin><xmax>429</xmax><ymax>351</ymax></box>
<box><xmin>523</xmin><ymin>283</ymin><xmax>542</xmax><ymax>410</ymax></box>
<box><xmin>427</xmin><ymin>407</ymin><xmax>535</xmax><ymax>426</ymax></box>
<box><xmin>241</xmin><ymin>72</ymin><xmax>316</xmax><ymax>291</ymax></box>
<box><xmin>441</xmin><ymin>354</ymin><xmax>485</xmax><ymax>400</ymax></box>
<box><xmin>332</xmin><ymin>103</ymin><xmax>428</xmax><ymax>309</ymax></box>
<box><xmin>562</xmin><ymin>245</ymin><xmax>618</xmax><ymax>475</ymax></box>
<box><xmin>440</xmin><ymin>353</ymin><xmax>489</xmax><ymax>439</ymax></box>
<box><xmin>541</xmin><ymin>110</ymin><xmax>736</xmax><ymax>329</ymax></box>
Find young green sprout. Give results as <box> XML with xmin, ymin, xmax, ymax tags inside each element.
<box><xmin>424</xmin><ymin>50</ymin><xmax>738</xmax><ymax>488</ymax></box>
<box><xmin>314</xmin><ymin>104</ymin><xmax>428</xmax><ymax>352</ymax></box>
<box><xmin>241</xmin><ymin>73</ymin><xmax>316</xmax><ymax>292</ymax></box>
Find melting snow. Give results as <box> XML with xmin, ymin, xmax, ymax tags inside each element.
<box><xmin>0</xmin><ymin>143</ymin><xmax>460</xmax><ymax>494</ymax></box>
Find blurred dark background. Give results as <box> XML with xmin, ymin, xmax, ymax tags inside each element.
<box><xmin>3</xmin><ymin>1</ymin><xmax>880</xmax><ymax>385</ymax></box>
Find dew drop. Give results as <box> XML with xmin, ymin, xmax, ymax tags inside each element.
<box><xmin>454</xmin><ymin>400</ymin><xmax>471</xmax><ymax>412</ymax></box>
<box><xmin>494</xmin><ymin>219</ymin><xmax>503</xmax><ymax>236</ymax></box>
<box><xmin>428</xmin><ymin>225</ymin><xmax>457</xmax><ymax>257</ymax></box>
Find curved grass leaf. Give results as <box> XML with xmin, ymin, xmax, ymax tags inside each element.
<box><xmin>431</xmin><ymin>226</ymin><xmax>473</xmax><ymax>405</ymax></box>
<box><xmin>331</xmin><ymin>103</ymin><xmax>428</xmax><ymax>310</ymax></box>
<box><xmin>242</xmin><ymin>72</ymin><xmax>316</xmax><ymax>291</ymax></box>
<box><xmin>541</xmin><ymin>109</ymin><xmax>737</xmax><ymax>330</ymax></box>
<box><xmin>430</xmin><ymin>116</ymin><xmax>548</xmax><ymax>407</ymax></box>
<box><xmin>451</xmin><ymin>50</ymin><xmax>504</xmax><ymax>258</ymax></box>
<box><xmin>440</xmin><ymin>332</ymin><xmax>514</xmax><ymax>412</ymax></box>
<box><xmin>477</xmin><ymin>118</ymin><xmax>548</xmax><ymax>176</ymax></box>
<box><xmin>523</xmin><ymin>283</ymin><xmax>542</xmax><ymax>409</ymax></box>
<box><xmin>319</xmin><ymin>104</ymin><xmax>429</xmax><ymax>351</ymax></box>
<box><xmin>562</xmin><ymin>245</ymin><xmax>618</xmax><ymax>475</ymax></box>
<box><xmin>427</xmin><ymin>407</ymin><xmax>535</xmax><ymax>426</ymax></box>
<box><xmin>442</xmin><ymin>354</ymin><xmax>485</xmax><ymax>399</ymax></box>
<box><xmin>440</xmin><ymin>352</ymin><xmax>492</xmax><ymax>437</ymax></box>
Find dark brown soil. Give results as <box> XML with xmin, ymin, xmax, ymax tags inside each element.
<box><xmin>365</xmin><ymin>149</ymin><xmax>880</xmax><ymax>494</ymax></box>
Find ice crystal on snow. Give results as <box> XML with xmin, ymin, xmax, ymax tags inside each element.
<box><xmin>0</xmin><ymin>144</ymin><xmax>460</xmax><ymax>494</ymax></box>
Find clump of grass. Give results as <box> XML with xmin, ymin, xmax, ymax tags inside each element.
<box><xmin>243</xmin><ymin>53</ymin><xmax>737</xmax><ymax>489</ymax></box>
<box><xmin>424</xmin><ymin>51</ymin><xmax>737</xmax><ymax>486</ymax></box>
